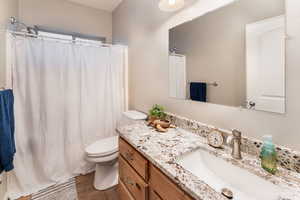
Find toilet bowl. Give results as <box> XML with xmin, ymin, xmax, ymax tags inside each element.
<box><xmin>85</xmin><ymin>136</ymin><xmax>119</xmax><ymax>190</ymax></box>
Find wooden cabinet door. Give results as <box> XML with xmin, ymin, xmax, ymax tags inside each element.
<box><xmin>184</xmin><ymin>194</ymin><xmax>195</xmax><ymax>200</ymax></box>
<box><xmin>149</xmin><ymin>164</ymin><xmax>186</xmax><ymax>200</ymax></box>
<box><xmin>149</xmin><ymin>189</ymin><xmax>163</xmax><ymax>200</ymax></box>
<box><xmin>118</xmin><ymin>179</ymin><xmax>135</xmax><ymax>200</ymax></box>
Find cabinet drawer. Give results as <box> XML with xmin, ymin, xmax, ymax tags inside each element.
<box><xmin>119</xmin><ymin>179</ymin><xmax>135</xmax><ymax>200</ymax></box>
<box><xmin>149</xmin><ymin>189</ymin><xmax>163</xmax><ymax>200</ymax></box>
<box><xmin>119</xmin><ymin>156</ymin><xmax>148</xmax><ymax>200</ymax></box>
<box><xmin>149</xmin><ymin>164</ymin><xmax>186</xmax><ymax>200</ymax></box>
<box><xmin>119</xmin><ymin>138</ymin><xmax>149</xmax><ymax>180</ymax></box>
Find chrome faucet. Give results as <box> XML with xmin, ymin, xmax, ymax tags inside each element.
<box><xmin>228</xmin><ymin>129</ymin><xmax>242</xmax><ymax>160</ymax></box>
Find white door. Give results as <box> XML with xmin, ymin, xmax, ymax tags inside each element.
<box><xmin>169</xmin><ymin>54</ymin><xmax>187</xmax><ymax>99</ymax></box>
<box><xmin>246</xmin><ymin>15</ymin><xmax>286</xmax><ymax>114</ymax></box>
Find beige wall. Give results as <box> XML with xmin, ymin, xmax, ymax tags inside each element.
<box><xmin>113</xmin><ymin>0</ymin><xmax>300</xmax><ymax>151</ymax></box>
<box><xmin>19</xmin><ymin>0</ymin><xmax>112</xmax><ymax>42</ymax></box>
<box><xmin>169</xmin><ymin>0</ymin><xmax>284</xmax><ymax>107</ymax></box>
<box><xmin>0</xmin><ymin>0</ymin><xmax>18</xmax><ymax>87</ymax></box>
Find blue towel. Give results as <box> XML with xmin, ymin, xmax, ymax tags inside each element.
<box><xmin>190</xmin><ymin>82</ymin><xmax>207</xmax><ymax>102</ymax></box>
<box><xmin>0</xmin><ymin>89</ymin><xmax>15</xmax><ymax>173</ymax></box>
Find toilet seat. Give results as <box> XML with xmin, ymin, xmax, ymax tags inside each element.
<box><xmin>85</xmin><ymin>136</ymin><xmax>119</xmax><ymax>157</ymax></box>
<box><xmin>86</xmin><ymin>152</ymin><xmax>119</xmax><ymax>163</ymax></box>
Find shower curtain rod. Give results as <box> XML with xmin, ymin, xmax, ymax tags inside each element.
<box><xmin>7</xmin><ymin>31</ymin><xmax>113</xmax><ymax>47</ymax></box>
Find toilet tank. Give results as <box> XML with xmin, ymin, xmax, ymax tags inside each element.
<box><xmin>118</xmin><ymin>110</ymin><xmax>147</xmax><ymax>128</ymax></box>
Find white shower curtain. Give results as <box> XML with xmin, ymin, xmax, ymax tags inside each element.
<box><xmin>6</xmin><ymin>35</ymin><xmax>127</xmax><ymax>199</ymax></box>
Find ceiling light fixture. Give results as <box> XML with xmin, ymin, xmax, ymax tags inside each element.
<box><xmin>159</xmin><ymin>0</ymin><xmax>185</xmax><ymax>12</ymax></box>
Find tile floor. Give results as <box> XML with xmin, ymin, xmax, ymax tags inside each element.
<box><xmin>76</xmin><ymin>172</ymin><xmax>119</xmax><ymax>200</ymax></box>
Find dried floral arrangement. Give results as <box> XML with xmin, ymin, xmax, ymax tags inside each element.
<box><xmin>147</xmin><ymin>104</ymin><xmax>175</xmax><ymax>132</ymax></box>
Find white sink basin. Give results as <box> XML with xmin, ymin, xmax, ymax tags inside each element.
<box><xmin>177</xmin><ymin>149</ymin><xmax>282</xmax><ymax>200</ymax></box>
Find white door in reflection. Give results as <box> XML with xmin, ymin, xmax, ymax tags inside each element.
<box><xmin>246</xmin><ymin>15</ymin><xmax>286</xmax><ymax>113</ymax></box>
<box><xmin>169</xmin><ymin>54</ymin><xmax>187</xmax><ymax>99</ymax></box>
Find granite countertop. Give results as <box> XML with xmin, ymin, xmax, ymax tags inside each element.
<box><xmin>117</xmin><ymin>121</ymin><xmax>300</xmax><ymax>200</ymax></box>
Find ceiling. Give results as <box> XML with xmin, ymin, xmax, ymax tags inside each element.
<box><xmin>65</xmin><ymin>0</ymin><xmax>123</xmax><ymax>12</ymax></box>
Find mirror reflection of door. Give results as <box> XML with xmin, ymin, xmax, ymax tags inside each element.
<box><xmin>246</xmin><ymin>16</ymin><xmax>286</xmax><ymax>113</ymax></box>
<box><xmin>168</xmin><ymin>0</ymin><xmax>285</xmax><ymax>114</ymax></box>
<box><xmin>169</xmin><ymin>54</ymin><xmax>187</xmax><ymax>99</ymax></box>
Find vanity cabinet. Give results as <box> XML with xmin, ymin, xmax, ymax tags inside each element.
<box><xmin>149</xmin><ymin>165</ymin><xmax>193</xmax><ymax>200</ymax></box>
<box><xmin>149</xmin><ymin>189</ymin><xmax>163</xmax><ymax>200</ymax></box>
<box><xmin>119</xmin><ymin>157</ymin><xmax>148</xmax><ymax>200</ymax></box>
<box><xmin>119</xmin><ymin>138</ymin><xmax>149</xmax><ymax>180</ymax></box>
<box><xmin>118</xmin><ymin>138</ymin><xmax>195</xmax><ymax>200</ymax></box>
<box><xmin>119</xmin><ymin>180</ymin><xmax>135</xmax><ymax>200</ymax></box>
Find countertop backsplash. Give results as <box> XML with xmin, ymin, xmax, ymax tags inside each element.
<box><xmin>165</xmin><ymin>112</ymin><xmax>300</xmax><ymax>174</ymax></box>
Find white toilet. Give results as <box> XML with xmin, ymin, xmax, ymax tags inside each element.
<box><xmin>85</xmin><ymin>136</ymin><xmax>119</xmax><ymax>190</ymax></box>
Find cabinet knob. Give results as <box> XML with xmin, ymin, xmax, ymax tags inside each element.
<box><xmin>125</xmin><ymin>177</ymin><xmax>136</xmax><ymax>187</ymax></box>
<box><xmin>124</xmin><ymin>152</ymin><xmax>134</xmax><ymax>161</ymax></box>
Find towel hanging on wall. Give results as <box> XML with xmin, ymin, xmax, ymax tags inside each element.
<box><xmin>0</xmin><ymin>89</ymin><xmax>16</xmax><ymax>174</ymax></box>
<box><xmin>190</xmin><ymin>82</ymin><xmax>207</xmax><ymax>102</ymax></box>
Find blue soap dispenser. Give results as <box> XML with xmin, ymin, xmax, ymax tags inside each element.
<box><xmin>260</xmin><ymin>135</ymin><xmax>277</xmax><ymax>174</ymax></box>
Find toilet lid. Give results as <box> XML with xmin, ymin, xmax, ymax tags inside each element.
<box><xmin>85</xmin><ymin>136</ymin><xmax>118</xmax><ymax>157</ymax></box>
<box><xmin>123</xmin><ymin>110</ymin><xmax>147</xmax><ymax>120</ymax></box>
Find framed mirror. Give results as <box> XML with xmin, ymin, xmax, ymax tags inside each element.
<box><xmin>168</xmin><ymin>0</ymin><xmax>286</xmax><ymax>114</ymax></box>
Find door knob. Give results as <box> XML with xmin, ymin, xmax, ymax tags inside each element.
<box><xmin>249</xmin><ymin>101</ymin><xmax>256</xmax><ymax>108</ymax></box>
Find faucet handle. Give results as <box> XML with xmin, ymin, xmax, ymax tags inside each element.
<box><xmin>232</xmin><ymin>129</ymin><xmax>242</xmax><ymax>137</ymax></box>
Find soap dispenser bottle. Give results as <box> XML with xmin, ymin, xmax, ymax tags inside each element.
<box><xmin>260</xmin><ymin>135</ymin><xmax>277</xmax><ymax>174</ymax></box>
